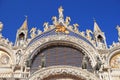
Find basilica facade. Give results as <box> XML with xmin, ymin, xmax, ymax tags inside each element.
<box><xmin>0</xmin><ymin>6</ymin><xmax>120</xmax><ymax>80</ymax></box>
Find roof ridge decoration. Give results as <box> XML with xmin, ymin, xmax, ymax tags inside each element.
<box><xmin>0</xmin><ymin>22</ymin><xmax>13</xmax><ymax>47</ymax></box>
<box><xmin>109</xmin><ymin>25</ymin><xmax>120</xmax><ymax>49</ymax></box>
<box><xmin>44</xmin><ymin>6</ymin><xmax>80</xmax><ymax>34</ymax></box>
<box><xmin>29</xmin><ymin>6</ymin><xmax>95</xmax><ymax>44</ymax></box>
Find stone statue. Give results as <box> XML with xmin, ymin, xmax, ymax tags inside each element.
<box><xmin>52</xmin><ymin>16</ymin><xmax>58</xmax><ymax>25</ymax></box>
<box><xmin>73</xmin><ymin>23</ymin><xmax>79</xmax><ymax>32</ymax></box>
<box><xmin>116</xmin><ymin>25</ymin><xmax>120</xmax><ymax>41</ymax></box>
<box><xmin>86</xmin><ymin>29</ymin><xmax>93</xmax><ymax>40</ymax></box>
<box><xmin>16</xmin><ymin>50</ymin><xmax>22</xmax><ymax>65</ymax></box>
<box><xmin>26</xmin><ymin>59</ymin><xmax>32</xmax><ymax>67</ymax></box>
<box><xmin>0</xmin><ymin>22</ymin><xmax>3</xmax><ymax>33</ymax></box>
<box><xmin>58</xmin><ymin>6</ymin><xmax>64</xmax><ymax>19</ymax></box>
<box><xmin>43</xmin><ymin>22</ymin><xmax>49</xmax><ymax>32</ymax></box>
<box><xmin>65</xmin><ymin>17</ymin><xmax>71</xmax><ymax>25</ymax></box>
<box><xmin>0</xmin><ymin>22</ymin><xmax>3</xmax><ymax>38</ymax></box>
<box><xmin>30</xmin><ymin>27</ymin><xmax>36</xmax><ymax>38</ymax></box>
<box><xmin>41</xmin><ymin>53</ymin><xmax>46</xmax><ymax>68</ymax></box>
<box><xmin>81</xmin><ymin>55</ymin><xmax>89</xmax><ymax>69</ymax></box>
<box><xmin>94</xmin><ymin>56</ymin><xmax>102</xmax><ymax>71</ymax></box>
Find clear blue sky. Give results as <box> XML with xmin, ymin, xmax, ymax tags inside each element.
<box><xmin>0</xmin><ymin>0</ymin><xmax>120</xmax><ymax>46</ymax></box>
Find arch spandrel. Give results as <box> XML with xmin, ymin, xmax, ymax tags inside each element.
<box><xmin>23</xmin><ymin>34</ymin><xmax>98</xmax><ymax>67</ymax></box>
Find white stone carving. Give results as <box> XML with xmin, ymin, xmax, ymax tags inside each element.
<box><xmin>43</xmin><ymin>22</ymin><xmax>49</xmax><ymax>32</ymax></box>
<box><xmin>30</xmin><ymin>27</ymin><xmax>36</xmax><ymax>39</ymax></box>
<box><xmin>24</xmin><ymin>35</ymin><xmax>98</xmax><ymax>68</ymax></box>
<box><xmin>28</xmin><ymin>66</ymin><xmax>99</xmax><ymax>80</ymax></box>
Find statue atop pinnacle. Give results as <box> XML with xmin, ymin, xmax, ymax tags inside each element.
<box><xmin>58</xmin><ymin>6</ymin><xmax>64</xmax><ymax>19</ymax></box>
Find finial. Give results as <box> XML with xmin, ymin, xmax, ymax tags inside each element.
<box><xmin>58</xmin><ymin>6</ymin><xmax>64</xmax><ymax>19</ymax></box>
<box><xmin>0</xmin><ymin>22</ymin><xmax>3</xmax><ymax>32</ymax></box>
<box><xmin>20</xmin><ymin>16</ymin><xmax>28</xmax><ymax>30</ymax></box>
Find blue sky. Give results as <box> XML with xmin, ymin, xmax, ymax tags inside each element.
<box><xmin>0</xmin><ymin>0</ymin><xmax>120</xmax><ymax>46</ymax></box>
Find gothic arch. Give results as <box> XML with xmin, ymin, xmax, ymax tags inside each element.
<box><xmin>28</xmin><ymin>66</ymin><xmax>99</xmax><ymax>80</ymax></box>
<box><xmin>23</xmin><ymin>35</ymin><xmax>98</xmax><ymax>67</ymax></box>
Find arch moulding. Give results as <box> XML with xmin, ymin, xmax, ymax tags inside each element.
<box><xmin>107</xmin><ymin>48</ymin><xmax>120</xmax><ymax>65</ymax></box>
<box><xmin>23</xmin><ymin>35</ymin><xmax>98</xmax><ymax>67</ymax></box>
<box><xmin>0</xmin><ymin>45</ymin><xmax>15</xmax><ymax>64</ymax></box>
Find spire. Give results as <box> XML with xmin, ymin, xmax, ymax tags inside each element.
<box><xmin>94</xmin><ymin>20</ymin><xmax>102</xmax><ymax>32</ymax></box>
<box><xmin>20</xmin><ymin>16</ymin><xmax>28</xmax><ymax>30</ymax></box>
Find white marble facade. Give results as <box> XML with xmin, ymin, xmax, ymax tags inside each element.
<box><xmin>0</xmin><ymin>7</ymin><xmax>120</xmax><ymax>80</ymax></box>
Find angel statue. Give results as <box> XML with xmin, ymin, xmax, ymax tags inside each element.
<box><xmin>0</xmin><ymin>22</ymin><xmax>3</xmax><ymax>33</ymax></box>
<box><xmin>73</xmin><ymin>23</ymin><xmax>79</xmax><ymax>32</ymax></box>
<box><xmin>30</xmin><ymin>27</ymin><xmax>36</xmax><ymax>38</ymax></box>
<box><xmin>52</xmin><ymin>16</ymin><xmax>58</xmax><ymax>25</ymax></box>
<box><xmin>58</xmin><ymin>6</ymin><xmax>64</xmax><ymax>19</ymax></box>
<box><xmin>116</xmin><ymin>25</ymin><xmax>120</xmax><ymax>42</ymax></box>
<box><xmin>65</xmin><ymin>17</ymin><xmax>71</xmax><ymax>25</ymax></box>
<box><xmin>43</xmin><ymin>22</ymin><xmax>49</xmax><ymax>32</ymax></box>
<box><xmin>81</xmin><ymin>55</ymin><xmax>89</xmax><ymax>69</ymax></box>
<box><xmin>86</xmin><ymin>29</ymin><xmax>93</xmax><ymax>40</ymax></box>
